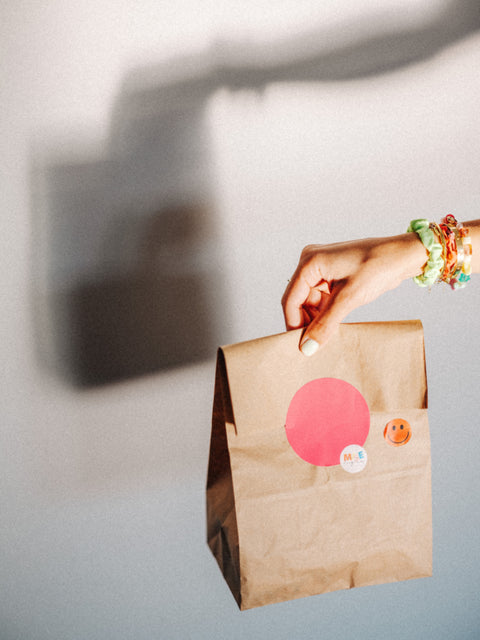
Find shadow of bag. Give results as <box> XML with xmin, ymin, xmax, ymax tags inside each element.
<box><xmin>206</xmin><ymin>320</ymin><xmax>432</xmax><ymax>610</ymax></box>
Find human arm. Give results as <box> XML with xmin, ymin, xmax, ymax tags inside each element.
<box><xmin>282</xmin><ymin>219</ymin><xmax>480</xmax><ymax>355</ymax></box>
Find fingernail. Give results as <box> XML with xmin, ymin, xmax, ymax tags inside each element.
<box><xmin>301</xmin><ymin>338</ymin><xmax>319</xmax><ymax>357</ymax></box>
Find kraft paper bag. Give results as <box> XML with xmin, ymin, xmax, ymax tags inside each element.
<box><xmin>206</xmin><ymin>320</ymin><xmax>432</xmax><ymax>610</ymax></box>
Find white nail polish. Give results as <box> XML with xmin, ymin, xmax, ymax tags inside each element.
<box><xmin>301</xmin><ymin>338</ymin><xmax>319</xmax><ymax>357</ymax></box>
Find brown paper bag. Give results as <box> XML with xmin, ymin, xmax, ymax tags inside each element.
<box><xmin>206</xmin><ymin>320</ymin><xmax>432</xmax><ymax>610</ymax></box>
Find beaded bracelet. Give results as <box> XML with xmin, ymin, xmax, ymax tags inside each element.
<box><xmin>407</xmin><ymin>219</ymin><xmax>444</xmax><ymax>287</ymax></box>
<box><xmin>438</xmin><ymin>221</ymin><xmax>458</xmax><ymax>283</ymax></box>
<box><xmin>441</xmin><ymin>215</ymin><xmax>471</xmax><ymax>289</ymax></box>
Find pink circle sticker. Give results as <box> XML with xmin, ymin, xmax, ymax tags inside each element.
<box><xmin>285</xmin><ymin>378</ymin><xmax>370</xmax><ymax>466</ymax></box>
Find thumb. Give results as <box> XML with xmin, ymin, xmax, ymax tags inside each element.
<box><xmin>299</xmin><ymin>282</ymin><xmax>354</xmax><ymax>356</ymax></box>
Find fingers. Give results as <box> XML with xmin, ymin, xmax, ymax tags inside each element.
<box><xmin>282</xmin><ymin>272</ymin><xmax>312</xmax><ymax>330</ymax></box>
<box><xmin>299</xmin><ymin>280</ymin><xmax>356</xmax><ymax>356</ymax></box>
<box><xmin>282</xmin><ymin>270</ymin><xmax>330</xmax><ymax>330</ymax></box>
<box><xmin>305</xmin><ymin>280</ymin><xmax>331</xmax><ymax>306</ymax></box>
<box><xmin>282</xmin><ymin>245</ymin><xmax>355</xmax><ymax>353</ymax></box>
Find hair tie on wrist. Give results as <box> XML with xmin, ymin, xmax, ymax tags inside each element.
<box><xmin>407</xmin><ymin>219</ymin><xmax>444</xmax><ymax>287</ymax></box>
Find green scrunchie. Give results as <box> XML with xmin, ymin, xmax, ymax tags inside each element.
<box><xmin>407</xmin><ymin>219</ymin><xmax>444</xmax><ymax>287</ymax></box>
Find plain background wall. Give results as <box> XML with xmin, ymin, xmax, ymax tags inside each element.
<box><xmin>2</xmin><ymin>1</ymin><xmax>480</xmax><ymax>638</ymax></box>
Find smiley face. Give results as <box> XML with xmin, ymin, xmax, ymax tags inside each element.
<box><xmin>384</xmin><ymin>418</ymin><xmax>412</xmax><ymax>447</ymax></box>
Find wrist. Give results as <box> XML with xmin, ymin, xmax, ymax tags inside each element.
<box><xmin>381</xmin><ymin>232</ymin><xmax>428</xmax><ymax>281</ymax></box>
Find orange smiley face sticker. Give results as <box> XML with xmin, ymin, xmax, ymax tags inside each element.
<box><xmin>384</xmin><ymin>418</ymin><xmax>412</xmax><ymax>447</ymax></box>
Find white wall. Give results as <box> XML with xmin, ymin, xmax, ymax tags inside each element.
<box><xmin>2</xmin><ymin>1</ymin><xmax>480</xmax><ymax>638</ymax></box>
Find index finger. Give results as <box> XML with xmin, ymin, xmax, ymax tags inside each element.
<box><xmin>282</xmin><ymin>271</ymin><xmax>312</xmax><ymax>329</ymax></box>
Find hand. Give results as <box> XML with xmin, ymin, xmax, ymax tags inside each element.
<box><xmin>282</xmin><ymin>233</ymin><xmax>427</xmax><ymax>355</ymax></box>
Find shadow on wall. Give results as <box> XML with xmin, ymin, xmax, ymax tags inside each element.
<box><xmin>29</xmin><ymin>0</ymin><xmax>480</xmax><ymax>387</ymax></box>
<box><xmin>31</xmin><ymin>67</ymin><xmax>224</xmax><ymax>387</ymax></box>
